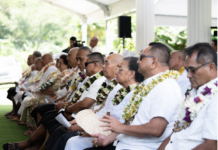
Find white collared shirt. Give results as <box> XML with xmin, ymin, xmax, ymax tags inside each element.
<box><xmin>71</xmin><ymin>72</ymin><xmax>106</xmax><ymax>117</ymax></box>
<box><xmin>92</xmin><ymin>46</ymin><xmax>100</xmax><ymax>53</ymax></box>
<box><xmin>165</xmin><ymin>78</ymin><xmax>218</xmax><ymax>150</ymax></box>
<box><xmin>116</xmin><ymin>72</ymin><xmax>182</xmax><ymax>150</ymax></box>
<box><xmin>177</xmin><ymin>69</ymin><xmax>191</xmax><ymax>96</ymax></box>
<box><xmin>94</xmin><ymin>84</ymin><xmax>122</xmax><ymax>119</ymax></box>
<box><xmin>33</xmin><ymin>66</ymin><xmax>57</xmax><ymax>92</ymax></box>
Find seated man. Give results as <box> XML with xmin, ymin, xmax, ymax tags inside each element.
<box><xmin>6</xmin><ymin>51</ymin><xmax>41</xmax><ymax>118</ymax></box>
<box><xmin>20</xmin><ymin>54</ymin><xmax>74</xmax><ymax>130</ymax></box>
<box><xmin>43</xmin><ymin>53</ymin><xmax>125</xmax><ymax>149</ymax></box>
<box><xmin>85</xmin><ymin>43</ymin><xmax>182</xmax><ymax>150</ymax></box>
<box><xmin>32</xmin><ymin>46</ymin><xmax>91</xmax><ymax>125</ymax></box>
<box><xmin>169</xmin><ymin>50</ymin><xmax>191</xmax><ymax>95</ymax></box>
<box><xmin>158</xmin><ymin>43</ymin><xmax>217</xmax><ymax>150</ymax></box>
<box><xmin>62</xmin><ymin>57</ymin><xmax>144</xmax><ymax>150</ymax></box>
<box><xmin>9</xmin><ymin>60</ymin><xmax>39</xmax><ymax>121</ymax></box>
<box><xmin>1</xmin><ymin>51</ymin><xmax>109</xmax><ymax>150</ymax></box>
<box><xmin>18</xmin><ymin>53</ymin><xmax>57</xmax><ymax>132</ymax></box>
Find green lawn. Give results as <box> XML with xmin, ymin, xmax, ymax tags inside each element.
<box><xmin>0</xmin><ymin>105</ymin><xmax>29</xmax><ymax>149</ymax></box>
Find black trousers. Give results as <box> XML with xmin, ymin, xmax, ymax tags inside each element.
<box><xmin>40</xmin><ymin>110</ymin><xmax>60</xmax><ymax>133</ymax></box>
<box><xmin>85</xmin><ymin>143</ymin><xmax>116</xmax><ymax>150</ymax></box>
<box><xmin>7</xmin><ymin>87</ymin><xmax>16</xmax><ymax>100</ymax></box>
<box><xmin>30</xmin><ymin>103</ymin><xmax>55</xmax><ymax>126</ymax></box>
<box><xmin>46</xmin><ymin>126</ymin><xmax>78</xmax><ymax>150</ymax></box>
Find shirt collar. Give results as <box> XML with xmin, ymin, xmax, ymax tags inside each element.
<box><xmin>143</xmin><ymin>72</ymin><xmax>164</xmax><ymax>85</ymax></box>
<box><xmin>105</xmin><ymin>78</ymin><xmax>115</xmax><ymax>85</ymax></box>
<box><xmin>196</xmin><ymin>77</ymin><xmax>218</xmax><ymax>95</ymax></box>
<box><xmin>89</xmin><ymin>71</ymin><xmax>101</xmax><ymax>78</ymax></box>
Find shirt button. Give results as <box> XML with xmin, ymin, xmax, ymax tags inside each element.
<box><xmin>170</xmin><ymin>141</ymin><xmax>173</xmax><ymax>143</ymax></box>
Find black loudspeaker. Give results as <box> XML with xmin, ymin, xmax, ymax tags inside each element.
<box><xmin>118</xmin><ymin>16</ymin><xmax>131</xmax><ymax>38</ymax></box>
<box><xmin>214</xmin><ymin>31</ymin><xmax>217</xmax><ymax>36</ymax></box>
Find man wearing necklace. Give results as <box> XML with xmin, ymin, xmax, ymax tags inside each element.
<box><xmin>6</xmin><ymin>52</ymin><xmax>41</xmax><ymax>119</ymax></box>
<box><xmin>61</xmin><ymin>57</ymin><xmax>144</xmax><ymax>150</ymax></box>
<box><xmin>30</xmin><ymin>47</ymin><xmax>81</xmax><ymax>125</ymax></box>
<box><xmin>86</xmin><ymin>43</ymin><xmax>182</xmax><ymax>150</ymax></box>
<box><xmin>39</xmin><ymin>53</ymin><xmax>124</xmax><ymax>150</ymax></box>
<box><xmin>169</xmin><ymin>50</ymin><xmax>191</xmax><ymax>95</ymax></box>
<box><xmin>158</xmin><ymin>43</ymin><xmax>217</xmax><ymax>150</ymax></box>
<box><xmin>15</xmin><ymin>54</ymin><xmax>57</xmax><ymax>135</ymax></box>
<box><xmin>42</xmin><ymin>53</ymin><xmax>124</xmax><ymax>150</ymax></box>
<box><xmin>2</xmin><ymin>51</ymin><xmax>106</xmax><ymax>150</ymax></box>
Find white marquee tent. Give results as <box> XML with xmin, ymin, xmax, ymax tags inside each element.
<box><xmin>40</xmin><ymin>0</ymin><xmax>217</xmax><ymax>54</ymax></box>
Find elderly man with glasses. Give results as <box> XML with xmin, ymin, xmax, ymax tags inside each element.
<box><xmin>158</xmin><ymin>43</ymin><xmax>217</xmax><ymax>150</ymax></box>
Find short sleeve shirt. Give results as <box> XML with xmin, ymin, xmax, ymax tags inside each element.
<box><xmin>116</xmin><ymin>72</ymin><xmax>182</xmax><ymax>150</ymax></box>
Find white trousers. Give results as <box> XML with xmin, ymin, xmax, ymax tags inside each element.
<box><xmin>65</xmin><ymin>136</ymin><xmax>94</xmax><ymax>150</ymax></box>
<box><xmin>14</xmin><ymin>91</ymin><xmax>24</xmax><ymax>104</ymax></box>
<box><xmin>17</xmin><ymin>96</ymin><xmax>31</xmax><ymax>115</ymax></box>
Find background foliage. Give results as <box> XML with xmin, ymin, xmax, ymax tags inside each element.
<box><xmin>2</xmin><ymin>0</ymin><xmax>215</xmax><ymax>71</ymax></box>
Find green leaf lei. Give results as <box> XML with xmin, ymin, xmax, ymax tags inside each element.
<box><xmin>112</xmin><ymin>84</ymin><xmax>138</xmax><ymax>106</ymax></box>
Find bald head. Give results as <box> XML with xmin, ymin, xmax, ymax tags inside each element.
<box><xmin>42</xmin><ymin>53</ymin><xmax>54</xmax><ymax>66</ymax></box>
<box><xmin>103</xmin><ymin>54</ymin><xmax>124</xmax><ymax>80</ymax></box>
<box><xmin>109</xmin><ymin>54</ymin><xmax>124</xmax><ymax>65</ymax></box>
<box><xmin>67</xmin><ymin>47</ymin><xmax>79</xmax><ymax>68</ymax></box>
<box><xmin>169</xmin><ymin>51</ymin><xmax>186</xmax><ymax>70</ymax></box>
<box><xmin>89</xmin><ymin>37</ymin><xmax>99</xmax><ymax>48</ymax></box>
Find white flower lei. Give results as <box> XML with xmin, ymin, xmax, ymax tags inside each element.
<box><xmin>122</xmin><ymin>70</ymin><xmax>180</xmax><ymax>125</ymax></box>
<box><xmin>22</xmin><ymin>66</ymin><xmax>32</xmax><ymax>78</ymax></box>
<box><xmin>176</xmin><ymin>79</ymin><xmax>218</xmax><ymax>127</ymax></box>
<box><xmin>96</xmin><ymin>79</ymin><xmax>117</xmax><ymax>105</ymax></box>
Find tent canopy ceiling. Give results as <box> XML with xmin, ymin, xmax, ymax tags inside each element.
<box><xmin>40</xmin><ymin>0</ymin><xmax>217</xmax><ymax>26</ymax></box>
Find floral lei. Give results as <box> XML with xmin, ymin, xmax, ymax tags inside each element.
<box><xmin>178</xmin><ymin>66</ymin><xmax>184</xmax><ymax>75</ymax></box>
<box><xmin>173</xmin><ymin>79</ymin><xmax>218</xmax><ymax>132</ymax></box>
<box><xmin>29</xmin><ymin>62</ymin><xmax>56</xmax><ymax>84</ymax></box>
<box><xmin>64</xmin><ymin>72</ymin><xmax>86</xmax><ymax>102</ymax></box>
<box><xmin>68</xmin><ymin>72</ymin><xmax>86</xmax><ymax>93</ymax></box>
<box><xmin>71</xmin><ymin>71</ymin><xmax>104</xmax><ymax>104</ymax></box>
<box><xmin>122</xmin><ymin>70</ymin><xmax>180</xmax><ymax>125</ymax></box>
<box><xmin>61</xmin><ymin>66</ymin><xmax>79</xmax><ymax>86</ymax></box>
<box><xmin>112</xmin><ymin>84</ymin><xmax>138</xmax><ymax>106</ymax></box>
<box><xmin>22</xmin><ymin>66</ymin><xmax>32</xmax><ymax>78</ymax></box>
<box><xmin>38</xmin><ymin>69</ymin><xmax>70</xmax><ymax>92</ymax></box>
<box><xmin>96</xmin><ymin>79</ymin><xmax>117</xmax><ymax>105</ymax></box>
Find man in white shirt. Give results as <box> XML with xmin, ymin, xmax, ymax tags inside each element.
<box><xmin>44</xmin><ymin>53</ymin><xmax>125</xmax><ymax>150</ymax></box>
<box><xmin>169</xmin><ymin>50</ymin><xmax>191</xmax><ymax>95</ymax></box>
<box><xmin>90</xmin><ymin>37</ymin><xmax>100</xmax><ymax>53</ymax></box>
<box><xmin>6</xmin><ymin>52</ymin><xmax>41</xmax><ymax>118</ymax></box>
<box><xmin>30</xmin><ymin>47</ymin><xmax>80</xmax><ymax>125</ymax></box>
<box><xmin>158</xmin><ymin>43</ymin><xmax>217</xmax><ymax>150</ymax></box>
<box><xmin>86</xmin><ymin>43</ymin><xmax>182</xmax><ymax>150</ymax></box>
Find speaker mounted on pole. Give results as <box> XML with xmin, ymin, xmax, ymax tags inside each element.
<box><xmin>118</xmin><ymin>16</ymin><xmax>132</xmax><ymax>49</ymax></box>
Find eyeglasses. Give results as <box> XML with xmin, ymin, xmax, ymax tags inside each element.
<box><xmin>116</xmin><ymin>67</ymin><xmax>129</xmax><ymax>72</ymax></box>
<box><xmin>185</xmin><ymin>62</ymin><xmax>211</xmax><ymax>74</ymax></box>
<box><xmin>85</xmin><ymin>61</ymin><xmax>98</xmax><ymax>67</ymax></box>
<box><xmin>140</xmin><ymin>54</ymin><xmax>154</xmax><ymax>61</ymax></box>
